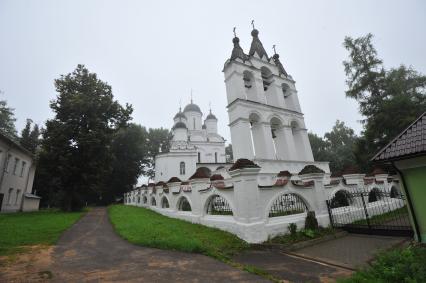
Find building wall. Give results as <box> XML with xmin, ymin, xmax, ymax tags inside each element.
<box><xmin>0</xmin><ymin>139</ymin><xmax>35</xmax><ymax>213</ymax></box>
<box><xmin>155</xmin><ymin>152</ymin><xmax>198</xmax><ymax>182</ymax></box>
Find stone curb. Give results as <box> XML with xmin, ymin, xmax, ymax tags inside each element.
<box><xmin>251</xmin><ymin>230</ymin><xmax>348</xmax><ymax>252</ymax></box>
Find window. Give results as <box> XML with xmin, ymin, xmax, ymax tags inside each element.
<box><xmin>215</xmin><ymin>152</ymin><xmax>218</xmax><ymax>163</ymax></box>
<box><xmin>7</xmin><ymin>188</ymin><xmax>13</xmax><ymax>205</ymax></box>
<box><xmin>4</xmin><ymin>154</ymin><xmax>11</xmax><ymax>172</ymax></box>
<box><xmin>198</xmin><ymin>152</ymin><xmax>201</xmax><ymax>163</ymax></box>
<box><xmin>15</xmin><ymin>189</ymin><xmax>21</xmax><ymax>205</ymax></box>
<box><xmin>179</xmin><ymin>162</ymin><xmax>185</xmax><ymax>175</ymax></box>
<box><xmin>13</xmin><ymin>158</ymin><xmax>19</xmax><ymax>175</ymax></box>
<box><xmin>193</xmin><ymin>118</ymin><xmax>196</xmax><ymax>130</ymax></box>
<box><xmin>20</xmin><ymin>161</ymin><xmax>26</xmax><ymax>177</ymax></box>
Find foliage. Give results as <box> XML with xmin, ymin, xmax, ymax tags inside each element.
<box><xmin>34</xmin><ymin>65</ymin><xmax>132</xmax><ymax>211</ymax></box>
<box><xmin>338</xmin><ymin>245</ymin><xmax>426</xmax><ymax>283</ymax></box>
<box><xmin>0</xmin><ymin>209</ymin><xmax>84</xmax><ymax>256</ymax></box>
<box><xmin>225</xmin><ymin>144</ymin><xmax>233</xmax><ymax>163</ymax></box>
<box><xmin>108</xmin><ymin>205</ymin><xmax>249</xmax><ymax>261</ymax></box>
<box><xmin>267</xmin><ymin>227</ymin><xmax>336</xmax><ymax>245</ymax></box>
<box><xmin>19</xmin><ymin>119</ymin><xmax>41</xmax><ymax>153</ymax></box>
<box><xmin>343</xmin><ymin>33</ymin><xmax>426</xmax><ymax>168</ymax></box>
<box><xmin>0</xmin><ymin>99</ymin><xmax>17</xmax><ymax>138</ymax></box>
<box><xmin>145</xmin><ymin>128</ymin><xmax>172</xmax><ymax>179</ymax></box>
<box><xmin>305</xmin><ymin>211</ymin><xmax>319</xmax><ymax>230</ymax></box>
<box><xmin>308</xmin><ymin>120</ymin><xmax>357</xmax><ymax>173</ymax></box>
<box><xmin>104</xmin><ymin>123</ymin><xmax>149</xmax><ymax>203</ymax></box>
<box><xmin>288</xmin><ymin>223</ymin><xmax>297</xmax><ymax>236</ymax></box>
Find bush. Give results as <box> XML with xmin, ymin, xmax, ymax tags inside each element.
<box><xmin>288</xmin><ymin>223</ymin><xmax>297</xmax><ymax>236</ymax></box>
<box><xmin>305</xmin><ymin>211</ymin><xmax>319</xmax><ymax>230</ymax></box>
<box><xmin>339</xmin><ymin>245</ymin><xmax>426</xmax><ymax>283</ymax></box>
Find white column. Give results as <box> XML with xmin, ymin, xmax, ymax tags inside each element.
<box><xmin>230</xmin><ymin>119</ymin><xmax>254</xmax><ymax>160</ymax></box>
<box><xmin>300</xmin><ymin>129</ymin><xmax>314</xmax><ymax>161</ymax></box>
<box><xmin>282</xmin><ymin>126</ymin><xmax>297</xmax><ymax>160</ymax></box>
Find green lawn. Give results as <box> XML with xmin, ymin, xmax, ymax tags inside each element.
<box><xmin>0</xmin><ymin>209</ymin><xmax>84</xmax><ymax>256</ymax></box>
<box><xmin>108</xmin><ymin>205</ymin><xmax>249</xmax><ymax>261</ymax></box>
<box><xmin>338</xmin><ymin>245</ymin><xmax>426</xmax><ymax>283</ymax></box>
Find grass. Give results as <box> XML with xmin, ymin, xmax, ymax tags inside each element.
<box><xmin>108</xmin><ymin>205</ymin><xmax>249</xmax><ymax>261</ymax></box>
<box><xmin>0</xmin><ymin>209</ymin><xmax>85</xmax><ymax>256</ymax></box>
<box><xmin>338</xmin><ymin>244</ymin><xmax>426</xmax><ymax>283</ymax></box>
<box><xmin>266</xmin><ymin>226</ymin><xmax>337</xmax><ymax>245</ymax></box>
<box><xmin>352</xmin><ymin>206</ymin><xmax>408</xmax><ymax>226</ymax></box>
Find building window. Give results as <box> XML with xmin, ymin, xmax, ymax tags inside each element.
<box><xmin>13</xmin><ymin>158</ymin><xmax>19</xmax><ymax>175</ymax></box>
<box><xmin>193</xmin><ymin>118</ymin><xmax>196</xmax><ymax>130</ymax></box>
<box><xmin>15</xmin><ymin>189</ymin><xmax>21</xmax><ymax>205</ymax></box>
<box><xmin>7</xmin><ymin>188</ymin><xmax>13</xmax><ymax>205</ymax></box>
<box><xmin>179</xmin><ymin>162</ymin><xmax>185</xmax><ymax>175</ymax></box>
<box><xmin>215</xmin><ymin>152</ymin><xmax>218</xmax><ymax>163</ymax></box>
<box><xmin>20</xmin><ymin>161</ymin><xmax>26</xmax><ymax>177</ymax></box>
<box><xmin>198</xmin><ymin>152</ymin><xmax>201</xmax><ymax>163</ymax></box>
<box><xmin>4</xmin><ymin>154</ymin><xmax>11</xmax><ymax>172</ymax></box>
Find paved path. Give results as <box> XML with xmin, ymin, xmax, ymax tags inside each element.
<box><xmin>293</xmin><ymin>234</ymin><xmax>409</xmax><ymax>269</ymax></box>
<box><xmin>49</xmin><ymin>207</ymin><xmax>268</xmax><ymax>282</ymax></box>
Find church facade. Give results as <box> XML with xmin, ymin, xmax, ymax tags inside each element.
<box><xmin>154</xmin><ymin>103</ymin><xmax>228</xmax><ymax>182</ymax></box>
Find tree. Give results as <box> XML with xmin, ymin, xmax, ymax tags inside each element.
<box><xmin>309</xmin><ymin>120</ymin><xmax>357</xmax><ymax>173</ymax></box>
<box><xmin>343</xmin><ymin>34</ymin><xmax>426</xmax><ymax>166</ymax></box>
<box><xmin>20</xmin><ymin>119</ymin><xmax>41</xmax><ymax>153</ymax></box>
<box><xmin>35</xmin><ymin>65</ymin><xmax>132</xmax><ymax>211</ymax></box>
<box><xmin>225</xmin><ymin>144</ymin><xmax>233</xmax><ymax>163</ymax></box>
<box><xmin>145</xmin><ymin>128</ymin><xmax>172</xmax><ymax>179</ymax></box>
<box><xmin>105</xmin><ymin>123</ymin><xmax>148</xmax><ymax>203</ymax></box>
<box><xmin>0</xmin><ymin>99</ymin><xmax>17</xmax><ymax>138</ymax></box>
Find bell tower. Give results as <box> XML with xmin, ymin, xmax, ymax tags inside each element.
<box><xmin>223</xmin><ymin>26</ymin><xmax>317</xmax><ymax>168</ymax></box>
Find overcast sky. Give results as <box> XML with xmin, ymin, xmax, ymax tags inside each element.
<box><xmin>1</xmin><ymin>0</ymin><xmax>425</xmax><ymax>142</ymax></box>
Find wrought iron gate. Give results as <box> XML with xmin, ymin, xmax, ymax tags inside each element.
<box><xmin>326</xmin><ymin>187</ymin><xmax>413</xmax><ymax>237</ymax></box>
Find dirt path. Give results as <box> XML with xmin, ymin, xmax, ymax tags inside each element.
<box><xmin>1</xmin><ymin>207</ymin><xmax>268</xmax><ymax>282</ymax></box>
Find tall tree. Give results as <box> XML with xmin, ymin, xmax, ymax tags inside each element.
<box><xmin>343</xmin><ymin>34</ymin><xmax>426</xmax><ymax>166</ymax></box>
<box><xmin>145</xmin><ymin>128</ymin><xmax>171</xmax><ymax>179</ymax></box>
<box><xmin>105</xmin><ymin>123</ymin><xmax>148</xmax><ymax>203</ymax></box>
<box><xmin>20</xmin><ymin>119</ymin><xmax>41</xmax><ymax>153</ymax></box>
<box><xmin>309</xmin><ymin>121</ymin><xmax>357</xmax><ymax>173</ymax></box>
<box><xmin>0</xmin><ymin>99</ymin><xmax>17</xmax><ymax>138</ymax></box>
<box><xmin>35</xmin><ymin>65</ymin><xmax>132</xmax><ymax>211</ymax></box>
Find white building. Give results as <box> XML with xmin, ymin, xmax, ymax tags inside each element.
<box><xmin>0</xmin><ymin>132</ymin><xmax>40</xmax><ymax>213</ymax></box>
<box><xmin>154</xmin><ymin>102</ymin><xmax>229</xmax><ymax>182</ymax></box>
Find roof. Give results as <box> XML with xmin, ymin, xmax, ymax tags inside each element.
<box><xmin>248</xmin><ymin>29</ymin><xmax>268</xmax><ymax>59</ymax></box>
<box><xmin>372</xmin><ymin>112</ymin><xmax>426</xmax><ymax>162</ymax></box>
<box><xmin>272</xmin><ymin>54</ymin><xmax>288</xmax><ymax>77</ymax></box>
<box><xmin>24</xmin><ymin>193</ymin><xmax>41</xmax><ymax>199</ymax></box>
<box><xmin>230</xmin><ymin>37</ymin><xmax>248</xmax><ymax>61</ymax></box>
<box><xmin>174</xmin><ymin>111</ymin><xmax>186</xmax><ymax>120</ymax></box>
<box><xmin>183</xmin><ymin>103</ymin><xmax>202</xmax><ymax>114</ymax></box>
<box><xmin>173</xmin><ymin>121</ymin><xmax>187</xmax><ymax>130</ymax></box>
<box><xmin>206</xmin><ymin>111</ymin><xmax>217</xmax><ymax>120</ymax></box>
<box><xmin>0</xmin><ymin>131</ymin><xmax>34</xmax><ymax>158</ymax></box>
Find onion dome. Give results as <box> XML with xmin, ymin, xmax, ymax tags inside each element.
<box><xmin>174</xmin><ymin>110</ymin><xmax>186</xmax><ymax>120</ymax></box>
<box><xmin>173</xmin><ymin>121</ymin><xmax>187</xmax><ymax>130</ymax></box>
<box><xmin>272</xmin><ymin>54</ymin><xmax>288</xmax><ymax>77</ymax></box>
<box><xmin>249</xmin><ymin>29</ymin><xmax>268</xmax><ymax>59</ymax></box>
<box><xmin>205</xmin><ymin>109</ymin><xmax>217</xmax><ymax>120</ymax></box>
<box><xmin>183</xmin><ymin>103</ymin><xmax>202</xmax><ymax>114</ymax></box>
<box><xmin>230</xmin><ymin>37</ymin><xmax>248</xmax><ymax>61</ymax></box>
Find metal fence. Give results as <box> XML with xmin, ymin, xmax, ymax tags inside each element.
<box><xmin>326</xmin><ymin>187</ymin><xmax>413</xmax><ymax>237</ymax></box>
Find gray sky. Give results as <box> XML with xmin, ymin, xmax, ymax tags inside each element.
<box><xmin>1</xmin><ymin>0</ymin><xmax>425</xmax><ymax>142</ymax></box>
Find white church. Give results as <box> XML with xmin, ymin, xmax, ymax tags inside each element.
<box><xmin>126</xmin><ymin>27</ymin><xmax>401</xmax><ymax>243</ymax></box>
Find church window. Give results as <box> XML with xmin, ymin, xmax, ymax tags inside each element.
<box><xmin>282</xmin><ymin>83</ymin><xmax>290</xmax><ymax>97</ymax></box>
<box><xmin>243</xmin><ymin>71</ymin><xmax>253</xmax><ymax>89</ymax></box>
<box><xmin>180</xmin><ymin>162</ymin><xmax>185</xmax><ymax>175</ymax></box>
<box><xmin>193</xmin><ymin>118</ymin><xmax>196</xmax><ymax>130</ymax></box>
<box><xmin>215</xmin><ymin>152</ymin><xmax>218</xmax><ymax>163</ymax></box>
<box><xmin>261</xmin><ymin>67</ymin><xmax>273</xmax><ymax>91</ymax></box>
<box><xmin>198</xmin><ymin>152</ymin><xmax>201</xmax><ymax>163</ymax></box>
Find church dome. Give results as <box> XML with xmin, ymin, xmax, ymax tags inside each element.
<box><xmin>174</xmin><ymin>111</ymin><xmax>186</xmax><ymax>120</ymax></box>
<box><xmin>183</xmin><ymin>103</ymin><xmax>202</xmax><ymax>114</ymax></box>
<box><xmin>173</xmin><ymin>121</ymin><xmax>187</xmax><ymax>130</ymax></box>
<box><xmin>206</xmin><ymin>113</ymin><xmax>217</xmax><ymax>120</ymax></box>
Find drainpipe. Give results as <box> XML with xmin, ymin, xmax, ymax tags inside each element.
<box><xmin>393</xmin><ymin>162</ymin><xmax>422</xmax><ymax>242</ymax></box>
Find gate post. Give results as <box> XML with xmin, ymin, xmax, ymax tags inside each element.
<box><xmin>360</xmin><ymin>192</ymin><xmax>372</xmax><ymax>231</ymax></box>
<box><xmin>326</xmin><ymin>200</ymin><xmax>334</xmax><ymax>228</ymax></box>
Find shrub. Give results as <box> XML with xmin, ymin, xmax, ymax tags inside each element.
<box><xmin>305</xmin><ymin>211</ymin><xmax>319</xmax><ymax>230</ymax></box>
<box><xmin>288</xmin><ymin>223</ymin><xmax>297</xmax><ymax>236</ymax></box>
<box><xmin>303</xmin><ymin>229</ymin><xmax>316</xmax><ymax>238</ymax></box>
